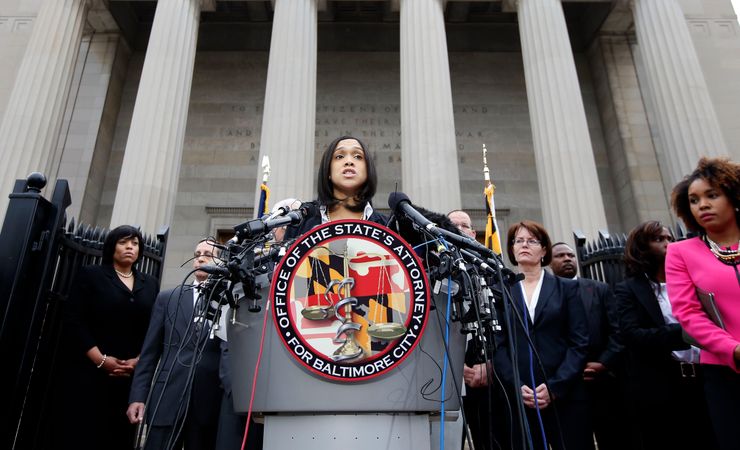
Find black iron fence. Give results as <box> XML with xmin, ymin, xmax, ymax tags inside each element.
<box><xmin>0</xmin><ymin>174</ymin><xmax>167</xmax><ymax>450</ymax></box>
<box><xmin>574</xmin><ymin>226</ymin><xmax>690</xmax><ymax>288</ymax></box>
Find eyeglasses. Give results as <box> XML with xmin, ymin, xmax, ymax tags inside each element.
<box><xmin>194</xmin><ymin>251</ymin><xmax>214</xmax><ymax>258</ymax></box>
<box><xmin>513</xmin><ymin>238</ymin><xmax>541</xmax><ymax>247</ymax></box>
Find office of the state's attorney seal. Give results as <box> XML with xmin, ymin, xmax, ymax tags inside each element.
<box><xmin>271</xmin><ymin>220</ymin><xmax>430</xmax><ymax>382</ymax></box>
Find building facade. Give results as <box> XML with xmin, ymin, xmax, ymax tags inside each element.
<box><xmin>1</xmin><ymin>0</ymin><xmax>738</xmax><ymax>286</ymax></box>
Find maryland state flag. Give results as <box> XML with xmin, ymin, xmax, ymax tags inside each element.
<box><xmin>257</xmin><ymin>182</ymin><xmax>270</xmax><ymax>218</ymax></box>
<box><xmin>484</xmin><ymin>183</ymin><xmax>502</xmax><ymax>256</ymax></box>
<box><xmin>483</xmin><ymin>144</ymin><xmax>502</xmax><ymax>256</ymax></box>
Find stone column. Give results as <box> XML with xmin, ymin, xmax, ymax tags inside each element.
<box><xmin>254</xmin><ymin>0</ymin><xmax>317</xmax><ymax>211</ymax></box>
<box><xmin>588</xmin><ymin>35</ymin><xmax>672</xmax><ymax>229</ymax></box>
<box><xmin>109</xmin><ymin>0</ymin><xmax>201</xmax><ymax>232</ymax></box>
<box><xmin>631</xmin><ymin>0</ymin><xmax>727</xmax><ymax>185</ymax></box>
<box><xmin>0</xmin><ymin>0</ymin><xmax>90</xmax><ymax>218</ymax></box>
<box><xmin>516</xmin><ymin>0</ymin><xmax>608</xmax><ymax>241</ymax></box>
<box><xmin>400</xmin><ymin>0</ymin><xmax>461</xmax><ymax>212</ymax></box>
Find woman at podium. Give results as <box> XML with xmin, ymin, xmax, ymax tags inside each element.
<box><xmin>286</xmin><ymin>135</ymin><xmax>386</xmax><ymax>239</ymax></box>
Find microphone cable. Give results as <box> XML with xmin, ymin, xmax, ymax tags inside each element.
<box><xmin>166</xmin><ymin>284</ymin><xmax>225</xmax><ymax>450</ymax></box>
<box><xmin>239</xmin><ymin>277</ymin><xmax>273</xmax><ymax>450</ymax></box>
<box><xmin>519</xmin><ymin>295</ymin><xmax>549</xmax><ymax>450</ymax></box>
<box><xmin>503</xmin><ymin>281</ymin><xmax>568</xmax><ymax>450</ymax></box>
<box><xmin>133</xmin><ymin>272</ymin><xmax>196</xmax><ymax>449</ymax></box>
<box><xmin>459</xmin><ymin>263</ymin><xmax>507</xmax><ymax>450</ymax></box>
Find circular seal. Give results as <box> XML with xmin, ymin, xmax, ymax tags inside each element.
<box><xmin>271</xmin><ymin>220</ymin><xmax>430</xmax><ymax>382</ymax></box>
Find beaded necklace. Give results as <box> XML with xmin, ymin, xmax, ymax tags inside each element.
<box><xmin>702</xmin><ymin>235</ymin><xmax>740</xmax><ymax>265</ymax></box>
<box><xmin>115</xmin><ymin>269</ymin><xmax>134</xmax><ymax>278</ymax></box>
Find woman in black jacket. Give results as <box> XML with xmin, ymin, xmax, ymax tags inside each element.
<box><xmin>615</xmin><ymin>221</ymin><xmax>715</xmax><ymax>450</ymax></box>
<box><xmin>493</xmin><ymin>220</ymin><xmax>591</xmax><ymax>450</ymax></box>
<box><xmin>55</xmin><ymin>225</ymin><xmax>159</xmax><ymax>450</ymax></box>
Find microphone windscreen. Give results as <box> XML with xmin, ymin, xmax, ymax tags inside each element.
<box><xmin>388</xmin><ymin>192</ymin><xmax>410</xmax><ymax>212</ymax></box>
<box><xmin>300</xmin><ymin>201</ymin><xmax>318</xmax><ymax>218</ymax></box>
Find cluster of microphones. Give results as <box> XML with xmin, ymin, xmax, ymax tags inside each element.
<box><xmin>194</xmin><ymin>192</ymin><xmax>520</xmax><ymax>340</ymax></box>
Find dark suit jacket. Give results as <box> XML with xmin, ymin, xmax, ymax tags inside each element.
<box><xmin>576</xmin><ymin>277</ymin><xmax>622</xmax><ymax>369</ymax></box>
<box><xmin>284</xmin><ymin>204</ymin><xmax>387</xmax><ymax>240</ymax></box>
<box><xmin>494</xmin><ymin>271</ymin><xmax>589</xmax><ymax>400</ymax></box>
<box><xmin>130</xmin><ymin>285</ymin><xmax>222</xmax><ymax>427</ymax></box>
<box><xmin>65</xmin><ymin>264</ymin><xmax>159</xmax><ymax>359</ymax></box>
<box><xmin>57</xmin><ymin>264</ymin><xmax>159</xmax><ymax>450</ymax></box>
<box><xmin>614</xmin><ymin>275</ymin><xmax>690</xmax><ymax>392</ymax></box>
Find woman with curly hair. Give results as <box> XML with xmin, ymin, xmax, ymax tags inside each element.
<box><xmin>666</xmin><ymin>157</ymin><xmax>740</xmax><ymax>450</ymax></box>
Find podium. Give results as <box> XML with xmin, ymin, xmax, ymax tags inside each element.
<box><xmin>228</xmin><ymin>283</ymin><xmax>466</xmax><ymax>449</ymax></box>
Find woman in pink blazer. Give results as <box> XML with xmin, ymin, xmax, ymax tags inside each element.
<box><xmin>666</xmin><ymin>157</ymin><xmax>740</xmax><ymax>450</ymax></box>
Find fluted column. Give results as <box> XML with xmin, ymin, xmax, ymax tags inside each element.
<box><xmin>516</xmin><ymin>0</ymin><xmax>607</xmax><ymax>241</ymax></box>
<box><xmin>0</xmin><ymin>0</ymin><xmax>89</xmax><ymax>218</ymax></box>
<box><xmin>632</xmin><ymin>0</ymin><xmax>727</xmax><ymax>184</ymax></box>
<box><xmin>254</xmin><ymin>0</ymin><xmax>317</xmax><ymax>211</ymax></box>
<box><xmin>400</xmin><ymin>0</ymin><xmax>461</xmax><ymax>212</ymax></box>
<box><xmin>109</xmin><ymin>0</ymin><xmax>201</xmax><ymax>231</ymax></box>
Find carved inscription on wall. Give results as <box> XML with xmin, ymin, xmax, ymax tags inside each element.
<box><xmin>219</xmin><ymin>102</ymin><xmax>490</xmax><ymax>165</ymax></box>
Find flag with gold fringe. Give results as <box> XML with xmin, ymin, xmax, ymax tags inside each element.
<box><xmin>483</xmin><ymin>145</ymin><xmax>502</xmax><ymax>256</ymax></box>
<box><xmin>257</xmin><ymin>155</ymin><xmax>271</xmax><ymax>218</ymax></box>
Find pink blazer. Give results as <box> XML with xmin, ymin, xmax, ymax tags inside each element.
<box><xmin>666</xmin><ymin>237</ymin><xmax>740</xmax><ymax>372</ymax></box>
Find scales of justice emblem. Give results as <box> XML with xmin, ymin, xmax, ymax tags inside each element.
<box><xmin>271</xmin><ymin>220</ymin><xmax>430</xmax><ymax>381</ymax></box>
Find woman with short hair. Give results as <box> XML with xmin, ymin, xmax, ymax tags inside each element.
<box><xmin>55</xmin><ymin>225</ymin><xmax>159</xmax><ymax>450</ymax></box>
<box><xmin>494</xmin><ymin>220</ymin><xmax>592</xmax><ymax>450</ymax></box>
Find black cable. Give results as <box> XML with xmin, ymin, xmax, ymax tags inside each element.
<box><xmin>134</xmin><ymin>270</ymin><xmax>196</xmax><ymax>449</ymax></box>
<box><xmin>502</xmin><ymin>280</ymin><xmax>569</xmax><ymax>450</ymax></box>
<box><xmin>427</xmin><ymin>288</ymin><xmax>475</xmax><ymax>450</ymax></box>
<box><xmin>459</xmin><ymin>261</ymin><xmax>499</xmax><ymax>450</ymax></box>
<box><xmin>165</xmin><ymin>286</ymin><xmax>225</xmax><ymax>450</ymax></box>
<box><xmin>464</xmin><ymin>252</ymin><xmax>534</xmax><ymax>450</ymax></box>
<box><xmin>459</xmin><ymin>265</ymin><xmax>505</xmax><ymax>450</ymax></box>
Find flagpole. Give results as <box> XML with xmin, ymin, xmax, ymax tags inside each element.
<box><xmin>257</xmin><ymin>156</ymin><xmax>271</xmax><ymax>218</ymax></box>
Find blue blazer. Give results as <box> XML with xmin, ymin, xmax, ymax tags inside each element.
<box><xmin>493</xmin><ymin>271</ymin><xmax>589</xmax><ymax>400</ymax></box>
<box><xmin>129</xmin><ymin>285</ymin><xmax>222</xmax><ymax>427</ymax></box>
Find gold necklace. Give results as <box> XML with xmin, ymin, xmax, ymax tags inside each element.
<box><xmin>115</xmin><ymin>269</ymin><xmax>133</xmax><ymax>278</ymax></box>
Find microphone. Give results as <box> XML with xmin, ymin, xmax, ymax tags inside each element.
<box><xmin>261</xmin><ymin>203</ymin><xmax>292</xmax><ymax>222</ymax></box>
<box><xmin>233</xmin><ymin>201</ymin><xmax>317</xmax><ymax>240</ymax></box>
<box><xmin>388</xmin><ymin>192</ymin><xmax>496</xmax><ymax>259</ymax></box>
<box><xmin>196</xmin><ymin>262</ymin><xmax>231</xmax><ymax>277</ymax></box>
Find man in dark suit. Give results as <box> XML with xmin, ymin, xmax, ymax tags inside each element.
<box><xmin>550</xmin><ymin>242</ymin><xmax>625</xmax><ymax>450</ymax></box>
<box><xmin>127</xmin><ymin>240</ymin><xmax>223</xmax><ymax>450</ymax></box>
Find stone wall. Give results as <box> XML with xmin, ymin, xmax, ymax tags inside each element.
<box><xmin>98</xmin><ymin>50</ymin><xmax>618</xmax><ymax>287</ymax></box>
